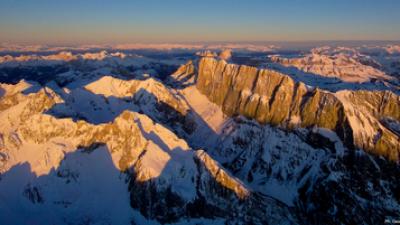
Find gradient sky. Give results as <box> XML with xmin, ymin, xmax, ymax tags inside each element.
<box><xmin>1</xmin><ymin>0</ymin><xmax>400</xmax><ymax>44</ymax></box>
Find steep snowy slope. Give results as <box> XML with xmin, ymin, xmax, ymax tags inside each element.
<box><xmin>169</xmin><ymin>60</ymin><xmax>400</xmax><ymax>224</ymax></box>
<box><xmin>197</xmin><ymin>57</ymin><xmax>400</xmax><ymax>162</ymax></box>
<box><xmin>1</xmin><ymin>48</ymin><xmax>400</xmax><ymax>225</ymax></box>
<box><xmin>0</xmin><ymin>78</ymin><xmax>298</xmax><ymax>224</ymax></box>
<box><xmin>204</xmin><ymin>115</ymin><xmax>400</xmax><ymax>225</ymax></box>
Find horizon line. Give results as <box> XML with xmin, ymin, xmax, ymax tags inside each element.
<box><xmin>2</xmin><ymin>39</ymin><xmax>400</xmax><ymax>46</ymax></box>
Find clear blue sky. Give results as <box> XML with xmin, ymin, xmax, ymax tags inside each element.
<box><xmin>1</xmin><ymin>0</ymin><xmax>399</xmax><ymax>44</ymax></box>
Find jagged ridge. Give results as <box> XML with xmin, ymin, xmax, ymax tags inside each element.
<box><xmin>0</xmin><ymin>79</ymin><xmax>297</xmax><ymax>224</ymax></box>
<box><xmin>196</xmin><ymin>57</ymin><xmax>400</xmax><ymax>161</ymax></box>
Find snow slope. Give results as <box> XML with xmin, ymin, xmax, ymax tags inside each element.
<box><xmin>0</xmin><ymin>47</ymin><xmax>399</xmax><ymax>224</ymax></box>
<box><xmin>0</xmin><ymin>78</ymin><xmax>296</xmax><ymax>224</ymax></box>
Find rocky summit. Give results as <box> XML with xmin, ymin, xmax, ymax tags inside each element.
<box><xmin>197</xmin><ymin>57</ymin><xmax>400</xmax><ymax>162</ymax></box>
<box><xmin>0</xmin><ymin>46</ymin><xmax>399</xmax><ymax>225</ymax></box>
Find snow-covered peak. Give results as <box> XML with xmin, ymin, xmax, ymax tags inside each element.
<box><xmin>0</xmin><ymin>50</ymin><xmax>143</xmax><ymax>68</ymax></box>
<box><xmin>81</xmin><ymin>50</ymin><xmax>109</xmax><ymax>60</ymax></box>
<box><xmin>0</xmin><ymin>79</ymin><xmax>37</xmax><ymax>97</ymax></box>
<box><xmin>0</xmin><ymin>47</ymin><xmax>399</xmax><ymax>224</ymax></box>
<box><xmin>384</xmin><ymin>45</ymin><xmax>400</xmax><ymax>54</ymax></box>
<box><xmin>0</xmin><ymin>80</ymin><xmax>261</xmax><ymax>224</ymax></box>
<box><xmin>84</xmin><ymin>75</ymin><xmax>189</xmax><ymax>115</ymax></box>
<box><xmin>270</xmin><ymin>50</ymin><xmax>392</xmax><ymax>83</ymax></box>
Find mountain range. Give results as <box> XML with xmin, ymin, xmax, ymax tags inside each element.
<box><xmin>0</xmin><ymin>45</ymin><xmax>399</xmax><ymax>225</ymax></box>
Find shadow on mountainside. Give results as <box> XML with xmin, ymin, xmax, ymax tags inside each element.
<box><xmin>1</xmin><ymin>72</ymin><xmax>219</xmax><ymax>161</ymax></box>
<box><xmin>267</xmin><ymin>62</ymin><xmax>400</xmax><ymax>93</ymax></box>
<box><xmin>122</xmin><ymin>122</ymin><xmax>297</xmax><ymax>224</ymax></box>
<box><xmin>0</xmin><ymin>55</ymin><xmax>180</xmax><ymax>87</ymax></box>
<box><xmin>3</xmin><ymin>75</ymin><xmax>269</xmax><ymax>222</ymax></box>
<box><xmin>44</xmin><ymin>80</ymin><xmax>217</xmax><ymax>150</ymax></box>
<box><xmin>0</xmin><ymin>65</ymin><xmax>71</xmax><ymax>85</ymax></box>
<box><xmin>4</xmin><ymin>61</ymin><xmax>400</xmax><ymax>225</ymax></box>
<box><xmin>0</xmin><ymin>144</ymin><xmax>136</xmax><ymax>225</ymax></box>
<box><xmin>297</xmin><ymin>151</ymin><xmax>400</xmax><ymax>225</ymax></box>
<box><xmin>0</xmin><ymin>135</ymin><xmax>297</xmax><ymax>224</ymax></box>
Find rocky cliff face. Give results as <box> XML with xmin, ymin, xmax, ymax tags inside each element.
<box><xmin>193</xmin><ymin>58</ymin><xmax>400</xmax><ymax>224</ymax></box>
<box><xmin>0</xmin><ymin>77</ymin><xmax>299</xmax><ymax>224</ymax></box>
<box><xmin>197</xmin><ymin>57</ymin><xmax>400</xmax><ymax>162</ymax></box>
<box><xmin>208</xmin><ymin>117</ymin><xmax>400</xmax><ymax>225</ymax></box>
<box><xmin>1</xmin><ymin>46</ymin><xmax>400</xmax><ymax>225</ymax></box>
<box><xmin>1</xmin><ymin>56</ymin><xmax>399</xmax><ymax>224</ymax></box>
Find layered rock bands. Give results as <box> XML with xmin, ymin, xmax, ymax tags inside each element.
<box><xmin>197</xmin><ymin>57</ymin><xmax>400</xmax><ymax>162</ymax></box>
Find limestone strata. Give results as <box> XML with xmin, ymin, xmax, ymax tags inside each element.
<box><xmin>0</xmin><ymin>81</ymin><xmax>265</xmax><ymax>223</ymax></box>
<box><xmin>196</xmin><ymin>57</ymin><xmax>400</xmax><ymax>161</ymax></box>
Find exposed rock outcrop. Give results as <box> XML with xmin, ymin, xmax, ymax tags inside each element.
<box><xmin>167</xmin><ymin>60</ymin><xmax>196</xmax><ymax>87</ymax></box>
<box><xmin>197</xmin><ymin>57</ymin><xmax>400</xmax><ymax>162</ymax></box>
<box><xmin>0</xmin><ymin>81</ymin><xmax>298</xmax><ymax>224</ymax></box>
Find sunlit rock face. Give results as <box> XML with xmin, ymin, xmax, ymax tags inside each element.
<box><xmin>0</xmin><ymin>76</ymin><xmax>298</xmax><ymax>224</ymax></box>
<box><xmin>197</xmin><ymin>57</ymin><xmax>400</xmax><ymax>162</ymax></box>
<box><xmin>0</xmin><ymin>47</ymin><xmax>399</xmax><ymax>225</ymax></box>
<box><xmin>195</xmin><ymin>57</ymin><xmax>400</xmax><ymax>225</ymax></box>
